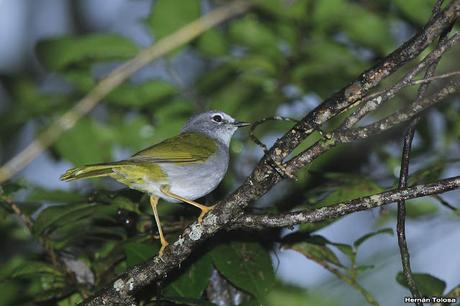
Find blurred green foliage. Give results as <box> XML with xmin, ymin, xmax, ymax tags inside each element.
<box><xmin>1</xmin><ymin>0</ymin><xmax>459</xmax><ymax>305</ymax></box>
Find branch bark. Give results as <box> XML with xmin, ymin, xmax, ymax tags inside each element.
<box><xmin>396</xmin><ymin>119</ymin><xmax>423</xmax><ymax>305</ymax></box>
<box><xmin>231</xmin><ymin>176</ymin><xmax>460</xmax><ymax>230</ymax></box>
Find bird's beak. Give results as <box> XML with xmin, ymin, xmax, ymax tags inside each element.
<box><xmin>233</xmin><ymin>120</ymin><xmax>251</xmax><ymax>128</ymax></box>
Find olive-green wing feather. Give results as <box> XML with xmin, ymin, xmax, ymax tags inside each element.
<box><xmin>60</xmin><ymin>161</ymin><xmax>130</xmax><ymax>181</ymax></box>
<box><xmin>130</xmin><ymin>132</ymin><xmax>217</xmax><ymax>164</ymax></box>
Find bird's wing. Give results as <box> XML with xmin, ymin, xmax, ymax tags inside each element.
<box><xmin>129</xmin><ymin>132</ymin><xmax>217</xmax><ymax>164</ymax></box>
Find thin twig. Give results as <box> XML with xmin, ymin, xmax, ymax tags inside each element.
<box><xmin>0</xmin><ymin>189</ymin><xmax>34</xmax><ymax>230</ymax></box>
<box><xmin>340</xmin><ymin>31</ymin><xmax>460</xmax><ymax>130</ymax></box>
<box><xmin>411</xmin><ymin>71</ymin><xmax>460</xmax><ymax>84</ymax></box>
<box><xmin>0</xmin><ymin>0</ymin><xmax>252</xmax><ymax>184</ymax></box>
<box><xmin>336</xmin><ymin>77</ymin><xmax>460</xmax><ymax>144</ymax></box>
<box><xmin>286</xmin><ymin>77</ymin><xmax>460</xmax><ymax>172</ymax></box>
<box><xmin>432</xmin><ymin>194</ymin><xmax>458</xmax><ymax>211</ymax></box>
<box><xmin>396</xmin><ymin>6</ymin><xmax>451</xmax><ymax>300</ymax></box>
<box><xmin>249</xmin><ymin>116</ymin><xmax>299</xmax><ymax>179</ymax></box>
<box><xmin>249</xmin><ymin>116</ymin><xmax>299</xmax><ymax>153</ymax></box>
<box><xmin>396</xmin><ymin>119</ymin><xmax>422</xmax><ymax>304</ymax></box>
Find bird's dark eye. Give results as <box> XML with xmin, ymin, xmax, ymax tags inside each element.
<box><xmin>212</xmin><ymin>114</ymin><xmax>223</xmax><ymax>123</ymax></box>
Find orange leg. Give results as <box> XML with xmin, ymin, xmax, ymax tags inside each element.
<box><xmin>150</xmin><ymin>195</ymin><xmax>168</xmax><ymax>257</ymax></box>
<box><xmin>160</xmin><ymin>185</ymin><xmax>215</xmax><ymax>224</ymax></box>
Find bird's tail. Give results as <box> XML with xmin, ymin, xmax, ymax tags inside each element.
<box><xmin>60</xmin><ymin>162</ymin><xmax>124</xmax><ymax>181</ymax></box>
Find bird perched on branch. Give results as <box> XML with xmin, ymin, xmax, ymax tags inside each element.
<box><xmin>61</xmin><ymin>111</ymin><xmax>249</xmax><ymax>256</ymax></box>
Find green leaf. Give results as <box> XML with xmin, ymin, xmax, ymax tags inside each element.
<box><xmin>31</xmin><ymin>279</ymin><xmax>69</xmax><ymax>302</ymax></box>
<box><xmin>229</xmin><ymin>16</ymin><xmax>278</xmax><ymax>52</ymax></box>
<box><xmin>158</xmin><ymin>296</ymin><xmax>216</xmax><ymax>306</ymax></box>
<box><xmin>197</xmin><ymin>29</ymin><xmax>228</xmax><ymax>56</ymax></box>
<box><xmin>342</xmin><ymin>7</ymin><xmax>394</xmax><ymax>53</ymax></box>
<box><xmin>319</xmin><ymin>175</ymin><xmax>384</xmax><ymax>207</ymax></box>
<box><xmin>57</xmin><ymin>293</ymin><xmax>83</xmax><ymax>306</ymax></box>
<box><xmin>27</xmin><ymin>188</ymin><xmax>86</xmax><ymax>203</ymax></box>
<box><xmin>256</xmin><ymin>0</ymin><xmax>310</xmax><ymax>20</ymax></box>
<box><xmin>289</xmin><ymin>240</ymin><xmax>342</xmax><ymax>267</ymax></box>
<box><xmin>408</xmin><ymin>160</ymin><xmax>445</xmax><ymax>185</ymax></box>
<box><xmin>123</xmin><ymin>242</ymin><xmax>157</xmax><ymax>267</ymax></box>
<box><xmin>353</xmin><ymin>228</ymin><xmax>393</xmax><ymax>248</ymax></box>
<box><xmin>1</xmin><ymin>182</ymin><xmax>25</xmax><ymax>196</ymax></box>
<box><xmin>114</xmin><ymin>117</ymin><xmax>155</xmax><ymax>152</ymax></box>
<box><xmin>393</xmin><ymin>0</ymin><xmax>434</xmax><ymax>25</ymax></box>
<box><xmin>9</xmin><ymin>261</ymin><xmax>63</xmax><ymax>279</ymax></box>
<box><xmin>164</xmin><ymin>254</ymin><xmax>213</xmax><ymax>298</ymax></box>
<box><xmin>54</xmin><ymin>118</ymin><xmax>114</xmax><ymax>165</ymax></box>
<box><xmin>211</xmin><ymin>242</ymin><xmax>274</xmax><ymax>302</ymax></box>
<box><xmin>36</xmin><ymin>34</ymin><xmax>138</xmax><ymax>71</ymax></box>
<box><xmin>396</xmin><ymin>272</ymin><xmax>446</xmax><ymax>296</ymax></box>
<box><xmin>355</xmin><ymin>265</ymin><xmax>375</xmax><ymax>274</ymax></box>
<box><xmin>405</xmin><ymin>200</ymin><xmax>438</xmax><ymax>218</ymax></box>
<box><xmin>53</xmin><ymin>222</ymin><xmax>126</xmax><ymax>250</ymax></box>
<box><xmin>63</xmin><ymin>69</ymin><xmax>94</xmax><ymax>91</ymax></box>
<box><xmin>107</xmin><ymin>80</ymin><xmax>177</xmax><ymax>107</ymax></box>
<box><xmin>33</xmin><ymin>203</ymin><xmax>99</xmax><ymax>235</ymax></box>
<box><xmin>332</xmin><ymin>243</ymin><xmax>355</xmax><ymax>263</ymax></box>
<box><xmin>146</xmin><ymin>0</ymin><xmax>200</xmax><ymax>40</ymax></box>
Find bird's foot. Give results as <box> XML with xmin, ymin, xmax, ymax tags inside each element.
<box><xmin>198</xmin><ymin>205</ymin><xmax>215</xmax><ymax>224</ymax></box>
<box><xmin>158</xmin><ymin>239</ymin><xmax>169</xmax><ymax>258</ymax></box>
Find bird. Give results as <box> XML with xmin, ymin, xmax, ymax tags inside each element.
<box><xmin>60</xmin><ymin>110</ymin><xmax>249</xmax><ymax>256</ymax></box>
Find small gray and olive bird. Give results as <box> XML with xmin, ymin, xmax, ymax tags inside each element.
<box><xmin>60</xmin><ymin>111</ymin><xmax>249</xmax><ymax>256</ymax></box>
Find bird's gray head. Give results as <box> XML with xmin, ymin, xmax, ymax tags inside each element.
<box><xmin>181</xmin><ymin>110</ymin><xmax>249</xmax><ymax>146</ymax></box>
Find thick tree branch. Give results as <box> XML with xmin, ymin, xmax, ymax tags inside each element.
<box><xmin>231</xmin><ymin>176</ymin><xmax>460</xmax><ymax>230</ymax></box>
<box><xmin>80</xmin><ymin>2</ymin><xmax>460</xmax><ymax>304</ymax></box>
<box><xmin>0</xmin><ymin>0</ymin><xmax>251</xmax><ymax>184</ymax></box>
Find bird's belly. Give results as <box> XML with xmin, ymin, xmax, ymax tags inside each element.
<box><xmin>158</xmin><ymin>156</ymin><xmax>228</xmax><ymax>202</ymax></box>
<box><xmin>163</xmin><ymin>166</ymin><xmax>223</xmax><ymax>201</ymax></box>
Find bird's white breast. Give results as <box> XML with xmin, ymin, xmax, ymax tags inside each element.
<box><xmin>150</xmin><ymin>144</ymin><xmax>229</xmax><ymax>202</ymax></box>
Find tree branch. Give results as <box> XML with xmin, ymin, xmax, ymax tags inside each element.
<box><xmin>340</xmin><ymin>31</ymin><xmax>460</xmax><ymax>130</ymax></box>
<box><xmin>395</xmin><ymin>4</ymin><xmax>451</xmax><ymax>299</ymax></box>
<box><xmin>0</xmin><ymin>0</ymin><xmax>252</xmax><ymax>184</ymax></box>
<box><xmin>396</xmin><ymin>119</ymin><xmax>423</xmax><ymax>305</ymax></box>
<box><xmin>286</xmin><ymin>77</ymin><xmax>460</xmax><ymax>172</ymax></box>
<box><xmin>231</xmin><ymin>176</ymin><xmax>460</xmax><ymax>230</ymax></box>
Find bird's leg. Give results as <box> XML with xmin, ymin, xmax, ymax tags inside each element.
<box><xmin>160</xmin><ymin>185</ymin><xmax>214</xmax><ymax>224</ymax></box>
<box><xmin>150</xmin><ymin>195</ymin><xmax>168</xmax><ymax>257</ymax></box>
